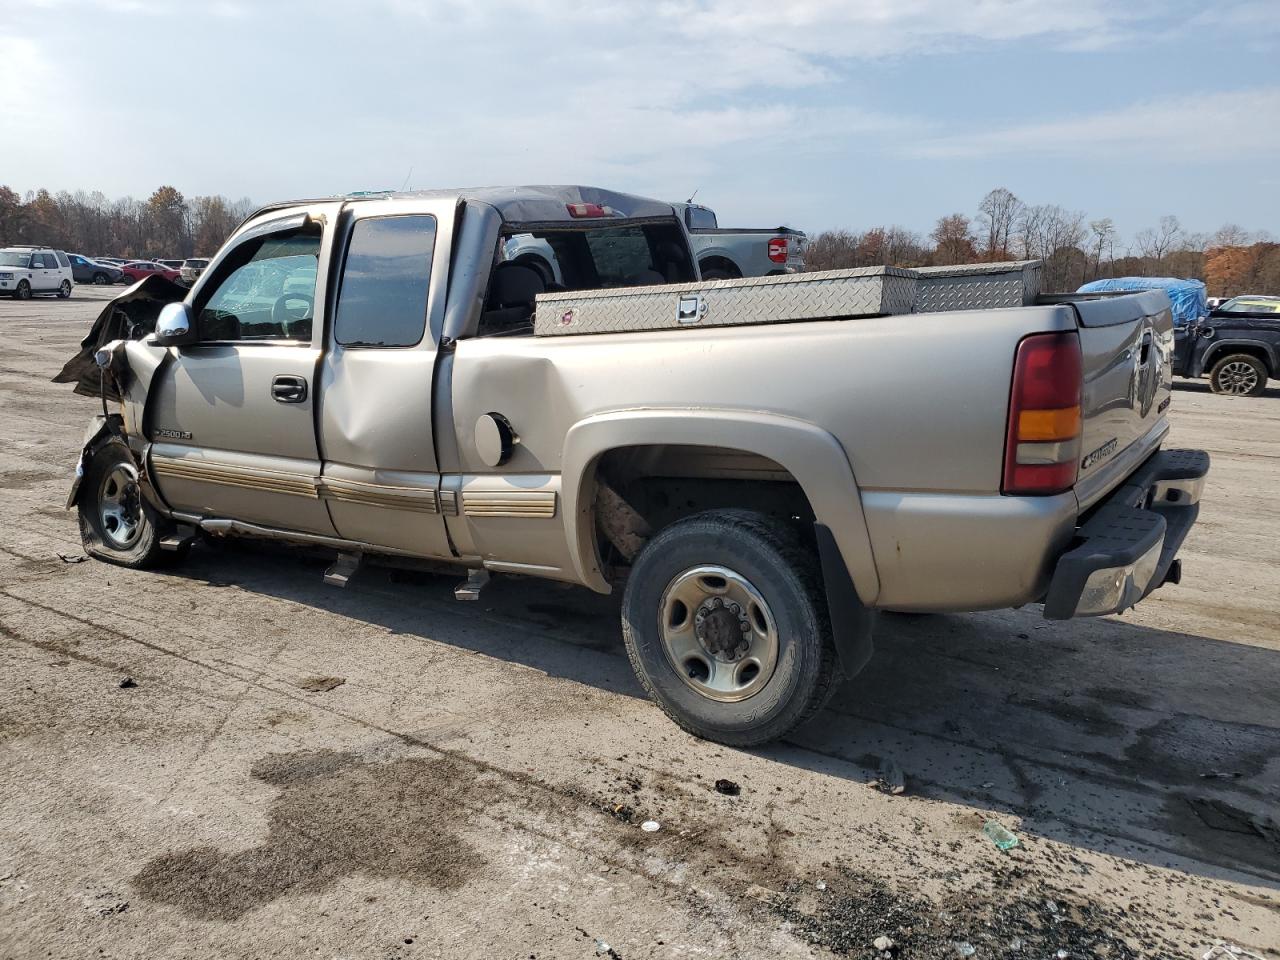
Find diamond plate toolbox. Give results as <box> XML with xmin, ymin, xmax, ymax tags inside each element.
<box><xmin>913</xmin><ymin>260</ymin><xmax>1042</xmax><ymax>314</ymax></box>
<box><xmin>533</xmin><ymin>266</ymin><xmax>918</xmax><ymax>337</ymax></box>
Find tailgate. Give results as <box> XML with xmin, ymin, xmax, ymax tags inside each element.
<box><xmin>1071</xmin><ymin>290</ymin><xmax>1174</xmax><ymax>509</ymax></box>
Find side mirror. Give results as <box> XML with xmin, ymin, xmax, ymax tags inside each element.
<box><xmin>153</xmin><ymin>301</ymin><xmax>196</xmax><ymax>347</ymax></box>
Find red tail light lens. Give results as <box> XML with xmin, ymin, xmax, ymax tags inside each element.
<box><xmin>768</xmin><ymin>237</ymin><xmax>788</xmax><ymax>263</ymax></box>
<box><xmin>1002</xmin><ymin>332</ymin><xmax>1083</xmax><ymax>495</ymax></box>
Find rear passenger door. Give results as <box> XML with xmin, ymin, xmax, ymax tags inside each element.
<box><xmin>315</xmin><ymin>197</ymin><xmax>455</xmax><ymax>559</ymax></box>
<box><xmin>30</xmin><ymin>253</ymin><xmax>56</xmax><ymax>291</ymax></box>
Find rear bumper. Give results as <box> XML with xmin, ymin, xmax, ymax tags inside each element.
<box><xmin>1043</xmin><ymin>448</ymin><xmax>1209</xmax><ymax>619</ymax></box>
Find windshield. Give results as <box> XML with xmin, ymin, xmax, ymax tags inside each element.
<box><xmin>1220</xmin><ymin>298</ymin><xmax>1280</xmax><ymax>313</ymax></box>
<box><xmin>0</xmin><ymin>252</ymin><xmax>31</xmax><ymax>268</ymax></box>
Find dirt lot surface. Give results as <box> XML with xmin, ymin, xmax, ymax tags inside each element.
<box><xmin>1</xmin><ymin>287</ymin><xmax>1277</xmax><ymax>959</ymax></box>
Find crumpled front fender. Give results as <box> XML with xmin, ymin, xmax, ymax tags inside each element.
<box><xmin>66</xmin><ymin>415</ymin><xmax>118</xmax><ymax>510</ymax></box>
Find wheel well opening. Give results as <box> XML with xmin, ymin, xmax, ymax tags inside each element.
<box><xmin>698</xmin><ymin>256</ymin><xmax>741</xmax><ymax>279</ymax></box>
<box><xmin>1209</xmin><ymin>345</ymin><xmax>1273</xmax><ymax>377</ymax></box>
<box><xmin>590</xmin><ymin>444</ymin><xmax>816</xmax><ymax>578</ymax></box>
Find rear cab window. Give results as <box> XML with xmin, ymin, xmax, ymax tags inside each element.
<box><xmin>685</xmin><ymin>206</ymin><xmax>718</xmax><ymax>231</ymax></box>
<box><xmin>479</xmin><ymin>219</ymin><xmax>695</xmax><ymax>338</ymax></box>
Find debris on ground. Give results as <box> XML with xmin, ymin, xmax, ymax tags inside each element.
<box><xmin>815</xmin><ymin>880</ymin><xmax>827</xmax><ymax>891</ymax></box>
<box><xmin>873</xmin><ymin>934</ymin><xmax>895</xmax><ymax>952</ymax></box>
<box><xmin>871</xmin><ymin>757</ymin><xmax>906</xmax><ymax>795</ymax></box>
<box><xmin>640</xmin><ymin>820</ymin><xmax>660</xmax><ymax>832</ymax></box>
<box><xmin>295</xmin><ymin>676</ymin><xmax>346</xmax><ymax>693</ymax></box>
<box><xmin>714</xmin><ymin>778</ymin><xmax>741</xmax><ymax>796</ymax></box>
<box><xmin>57</xmin><ymin>553</ymin><xmax>88</xmax><ymax>563</ymax></box>
<box><xmin>117</xmin><ymin>676</ymin><xmax>137</xmax><ymax>689</ymax></box>
<box><xmin>981</xmin><ymin>820</ymin><xmax>1019</xmax><ymax>851</ymax></box>
<box><xmin>1200</xmin><ymin>943</ymin><xmax>1269</xmax><ymax>960</ymax></box>
<box><xmin>770</xmin><ymin>867</ymin><xmax>1148</xmax><ymax>959</ymax></box>
<box><xmin>1199</xmin><ymin>771</ymin><xmax>1242</xmax><ymax>781</ymax></box>
<box><xmin>594</xmin><ymin>938</ymin><xmax>622</xmax><ymax>959</ymax></box>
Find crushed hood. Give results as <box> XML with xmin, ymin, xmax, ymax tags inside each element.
<box><xmin>52</xmin><ymin>275</ymin><xmax>189</xmax><ymax>399</ymax></box>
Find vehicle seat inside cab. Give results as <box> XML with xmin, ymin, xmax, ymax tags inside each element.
<box><xmin>479</xmin><ymin>261</ymin><xmax>544</xmax><ymax>336</ymax></box>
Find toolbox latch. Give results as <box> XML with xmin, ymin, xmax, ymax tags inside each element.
<box><xmin>677</xmin><ymin>295</ymin><xmax>705</xmax><ymax>324</ymax></box>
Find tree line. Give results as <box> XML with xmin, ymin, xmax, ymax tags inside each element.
<box><xmin>805</xmin><ymin>187</ymin><xmax>1279</xmax><ymax>296</ymax></box>
<box><xmin>0</xmin><ymin>185</ymin><xmax>254</xmax><ymax>261</ymax></box>
<box><xmin>2</xmin><ymin>182</ymin><xmax>1276</xmax><ymax>297</ymax></box>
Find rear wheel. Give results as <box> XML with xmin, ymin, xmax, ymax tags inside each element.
<box><xmin>78</xmin><ymin>443</ymin><xmax>186</xmax><ymax>568</ymax></box>
<box><xmin>57</xmin><ymin>279</ymin><xmax>72</xmax><ymax>298</ymax></box>
<box><xmin>14</xmin><ymin>280</ymin><xmax>31</xmax><ymax>301</ymax></box>
<box><xmin>1209</xmin><ymin>353</ymin><xmax>1267</xmax><ymax>397</ymax></box>
<box><xmin>621</xmin><ymin>510</ymin><xmax>839</xmax><ymax>746</ymax></box>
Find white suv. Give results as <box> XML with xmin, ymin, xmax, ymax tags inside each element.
<box><xmin>0</xmin><ymin>246</ymin><xmax>75</xmax><ymax>300</ymax></box>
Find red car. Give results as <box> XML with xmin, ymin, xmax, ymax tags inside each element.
<box><xmin>119</xmin><ymin>261</ymin><xmax>182</xmax><ymax>284</ymax></box>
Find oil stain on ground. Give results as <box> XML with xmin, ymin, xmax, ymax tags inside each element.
<box><xmin>132</xmin><ymin>749</ymin><xmax>485</xmax><ymax>920</ymax></box>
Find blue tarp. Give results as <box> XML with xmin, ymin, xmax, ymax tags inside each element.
<box><xmin>1076</xmin><ymin>277</ymin><xmax>1207</xmax><ymax>327</ymax></box>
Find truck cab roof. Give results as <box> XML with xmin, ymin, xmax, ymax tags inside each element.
<box><xmin>246</xmin><ymin>185</ymin><xmax>679</xmax><ymax>230</ymax></box>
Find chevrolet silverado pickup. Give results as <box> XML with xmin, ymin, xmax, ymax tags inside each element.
<box><xmin>56</xmin><ymin>185</ymin><xmax>1209</xmax><ymax>746</ymax></box>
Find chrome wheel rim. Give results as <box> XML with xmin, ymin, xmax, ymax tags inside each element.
<box><xmin>1218</xmin><ymin>361</ymin><xmax>1259</xmax><ymax>395</ymax></box>
<box><xmin>98</xmin><ymin>462</ymin><xmax>143</xmax><ymax>549</ymax></box>
<box><xmin>658</xmin><ymin>565</ymin><xmax>779</xmax><ymax>702</ymax></box>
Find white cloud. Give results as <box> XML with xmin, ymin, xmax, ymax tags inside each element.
<box><xmin>908</xmin><ymin>87</ymin><xmax>1280</xmax><ymax>160</ymax></box>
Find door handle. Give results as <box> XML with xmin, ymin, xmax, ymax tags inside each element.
<box><xmin>271</xmin><ymin>375</ymin><xmax>308</xmax><ymax>403</ymax></box>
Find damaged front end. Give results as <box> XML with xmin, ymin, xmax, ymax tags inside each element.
<box><xmin>54</xmin><ymin>276</ymin><xmax>188</xmax><ymax>514</ymax></box>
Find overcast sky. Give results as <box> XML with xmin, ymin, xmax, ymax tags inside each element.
<box><xmin>3</xmin><ymin>0</ymin><xmax>1277</xmax><ymax>242</ymax></box>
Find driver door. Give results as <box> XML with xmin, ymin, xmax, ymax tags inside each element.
<box><xmin>146</xmin><ymin>205</ymin><xmax>341</xmax><ymax>535</ymax></box>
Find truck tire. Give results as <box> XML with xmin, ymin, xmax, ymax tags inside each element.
<box><xmin>78</xmin><ymin>443</ymin><xmax>186</xmax><ymax>568</ymax></box>
<box><xmin>621</xmin><ymin>510</ymin><xmax>839</xmax><ymax>746</ymax></box>
<box><xmin>1208</xmin><ymin>353</ymin><xmax>1268</xmax><ymax>397</ymax></box>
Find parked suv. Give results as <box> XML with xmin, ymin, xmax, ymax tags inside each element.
<box><xmin>68</xmin><ymin>254</ymin><xmax>123</xmax><ymax>286</ymax></box>
<box><xmin>0</xmin><ymin>246</ymin><xmax>74</xmax><ymax>299</ymax></box>
<box><xmin>179</xmin><ymin>258</ymin><xmax>210</xmax><ymax>286</ymax></box>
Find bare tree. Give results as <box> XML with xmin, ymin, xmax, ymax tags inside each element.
<box><xmin>1088</xmin><ymin>218</ymin><xmax>1115</xmax><ymax>280</ymax></box>
<box><xmin>930</xmin><ymin>213</ymin><xmax>977</xmax><ymax>264</ymax></box>
<box><xmin>1134</xmin><ymin>215</ymin><xmax>1183</xmax><ymax>267</ymax></box>
<box><xmin>977</xmin><ymin>188</ymin><xmax>1023</xmax><ymax>260</ymax></box>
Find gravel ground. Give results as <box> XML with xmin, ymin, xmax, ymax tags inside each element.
<box><xmin>0</xmin><ymin>286</ymin><xmax>1277</xmax><ymax>959</ymax></box>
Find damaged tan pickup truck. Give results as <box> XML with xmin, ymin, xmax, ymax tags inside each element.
<box><xmin>57</xmin><ymin>185</ymin><xmax>1209</xmax><ymax>745</ymax></box>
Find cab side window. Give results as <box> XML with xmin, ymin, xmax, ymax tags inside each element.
<box><xmin>334</xmin><ymin>215</ymin><xmax>437</xmax><ymax>348</ymax></box>
<box><xmin>31</xmin><ymin>254</ymin><xmax>48</xmax><ymax>269</ymax></box>
<box><xmin>194</xmin><ymin>225</ymin><xmax>321</xmax><ymax>343</ymax></box>
<box><xmin>56</xmin><ymin>252</ymin><xmax>70</xmax><ymax>268</ymax></box>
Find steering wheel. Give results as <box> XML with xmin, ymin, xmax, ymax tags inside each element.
<box><xmin>271</xmin><ymin>293</ymin><xmax>314</xmax><ymax>336</ymax></box>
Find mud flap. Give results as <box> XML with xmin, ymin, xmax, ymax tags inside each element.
<box><xmin>814</xmin><ymin>522</ymin><xmax>876</xmax><ymax>679</ymax></box>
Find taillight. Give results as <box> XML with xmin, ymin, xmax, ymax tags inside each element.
<box><xmin>566</xmin><ymin>202</ymin><xmax>612</xmax><ymax>218</ymax></box>
<box><xmin>768</xmin><ymin>237</ymin><xmax>788</xmax><ymax>263</ymax></box>
<box><xmin>1002</xmin><ymin>332</ymin><xmax>1083</xmax><ymax>495</ymax></box>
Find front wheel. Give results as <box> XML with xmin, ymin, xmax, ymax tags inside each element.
<box><xmin>79</xmin><ymin>443</ymin><xmax>186</xmax><ymax>568</ymax></box>
<box><xmin>14</xmin><ymin>280</ymin><xmax>31</xmax><ymax>301</ymax></box>
<box><xmin>1209</xmin><ymin>353</ymin><xmax>1268</xmax><ymax>397</ymax></box>
<box><xmin>92</xmin><ymin>272</ymin><xmax>109</xmax><ymax>285</ymax></box>
<box><xmin>621</xmin><ymin>510</ymin><xmax>840</xmax><ymax>746</ymax></box>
